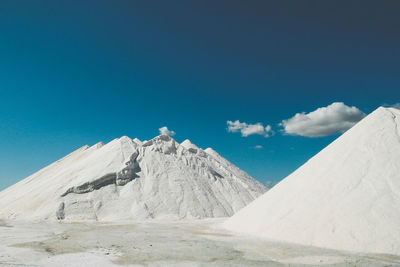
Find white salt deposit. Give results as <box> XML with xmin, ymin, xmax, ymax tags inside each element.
<box><xmin>224</xmin><ymin>107</ymin><xmax>400</xmax><ymax>256</ymax></box>
<box><xmin>0</xmin><ymin>135</ymin><xmax>266</xmax><ymax>221</ymax></box>
<box><xmin>1</xmin><ymin>219</ymin><xmax>398</xmax><ymax>266</ymax></box>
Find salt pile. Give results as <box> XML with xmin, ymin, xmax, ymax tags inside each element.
<box><xmin>225</xmin><ymin>107</ymin><xmax>400</xmax><ymax>255</ymax></box>
<box><xmin>0</xmin><ymin>135</ymin><xmax>266</xmax><ymax>221</ymax></box>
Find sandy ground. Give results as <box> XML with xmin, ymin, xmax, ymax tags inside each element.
<box><xmin>0</xmin><ymin>219</ymin><xmax>399</xmax><ymax>267</ymax></box>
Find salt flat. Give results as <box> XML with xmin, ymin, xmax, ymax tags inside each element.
<box><xmin>1</xmin><ymin>219</ymin><xmax>399</xmax><ymax>267</ymax></box>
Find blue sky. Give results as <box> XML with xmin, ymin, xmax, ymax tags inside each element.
<box><xmin>0</xmin><ymin>1</ymin><xmax>399</xmax><ymax>189</ymax></box>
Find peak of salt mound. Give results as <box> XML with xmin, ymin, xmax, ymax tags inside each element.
<box><xmin>143</xmin><ymin>134</ymin><xmax>174</xmax><ymax>145</ymax></box>
<box><xmin>180</xmin><ymin>139</ymin><xmax>200</xmax><ymax>150</ymax></box>
<box><xmin>224</xmin><ymin>107</ymin><xmax>400</xmax><ymax>256</ymax></box>
<box><xmin>132</xmin><ymin>138</ymin><xmax>142</xmax><ymax>145</ymax></box>
<box><xmin>204</xmin><ymin>147</ymin><xmax>220</xmax><ymax>158</ymax></box>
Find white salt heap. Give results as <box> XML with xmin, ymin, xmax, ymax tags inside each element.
<box><xmin>0</xmin><ymin>135</ymin><xmax>266</xmax><ymax>221</ymax></box>
<box><xmin>224</xmin><ymin>107</ymin><xmax>400</xmax><ymax>256</ymax></box>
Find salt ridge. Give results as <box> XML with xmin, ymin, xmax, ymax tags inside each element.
<box><xmin>0</xmin><ymin>135</ymin><xmax>266</xmax><ymax>221</ymax></box>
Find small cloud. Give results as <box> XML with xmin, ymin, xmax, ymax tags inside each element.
<box><xmin>280</xmin><ymin>102</ymin><xmax>366</xmax><ymax>137</ymax></box>
<box><xmin>159</xmin><ymin>126</ymin><xmax>176</xmax><ymax>136</ymax></box>
<box><xmin>253</xmin><ymin>145</ymin><xmax>263</xmax><ymax>149</ymax></box>
<box><xmin>227</xmin><ymin>120</ymin><xmax>273</xmax><ymax>137</ymax></box>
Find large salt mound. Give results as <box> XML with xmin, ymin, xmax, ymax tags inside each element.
<box><xmin>224</xmin><ymin>107</ymin><xmax>400</xmax><ymax>256</ymax></box>
<box><xmin>0</xmin><ymin>135</ymin><xmax>266</xmax><ymax>221</ymax></box>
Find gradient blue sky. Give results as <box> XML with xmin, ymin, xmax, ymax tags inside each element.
<box><xmin>1</xmin><ymin>1</ymin><xmax>399</xmax><ymax>189</ymax></box>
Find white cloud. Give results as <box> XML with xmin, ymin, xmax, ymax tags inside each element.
<box><xmin>159</xmin><ymin>126</ymin><xmax>176</xmax><ymax>136</ymax></box>
<box><xmin>253</xmin><ymin>145</ymin><xmax>263</xmax><ymax>149</ymax></box>
<box><xmin>227</xmin><ymin>120</ymin><xmax>273</xmax><ymax>137</ymax></box>
<box><xmin>280</xmin><ymin>102</ymin><xmax>366</xmax><ymax>137</ymax></box>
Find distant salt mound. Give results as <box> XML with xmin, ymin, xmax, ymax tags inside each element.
<box><xmin>224</xmin><ymin>107</ymin><xmax>400</xmax><ymax>255</ymax></box>
<box><xmin>0</xmin><ymin>135</ymin><xmax>266</xmax><ymax>221</ymax></box>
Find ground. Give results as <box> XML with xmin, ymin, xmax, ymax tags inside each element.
<box><xmin>0</xmin><ymin>219</ymin><xmax>399</xmax><ymax>267</ymax></box>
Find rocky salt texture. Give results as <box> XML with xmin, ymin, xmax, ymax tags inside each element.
<box><xmin>224</xmin><ymin>107</ymin><xmax>400</xmax><ymax>256</ymax></box>
<box><xmin>0</xmin><ymin>135</ymin><xmax>266</xmax><ymax>221</ymax></box>
<box><xmin>2</xmin><ymin>219</ymin><xmax>399</xmax><ymax>267</ymax></box>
